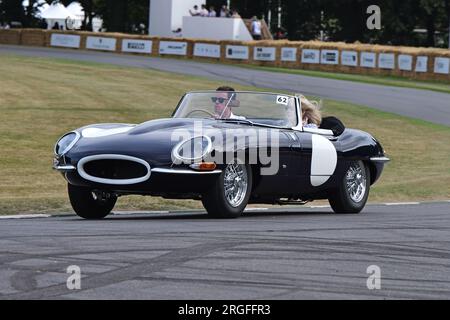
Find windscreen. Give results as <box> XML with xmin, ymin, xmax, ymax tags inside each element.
<box><xmin>173</xmin><ymin>92</ymin><xmax>298</xmax><ymax>128</ymax></box>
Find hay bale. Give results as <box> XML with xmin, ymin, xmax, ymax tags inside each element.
<box><xmin>277</xmin><ymin>41</ymin><xmax>301</xmax><ymax>69</ymax></box>
<box><xmin>115</xmin><ymin>33</ymin><xmax>155</xmax><ymax>56</ymax></box>
<box><xmin>45</xmin><ymin>30</ymin><xmax>83</xmax><ymax>49</ymax></box>
<box><xmin>297</xmin><ymin>41</ymin><xmax>323</xmax><ymax>72</ymax></box>
<box><xmin>190</xmin><ymin>39</ymin><xmax>222</xmax><ymax>62</ymax></box>
<box><xmin>157</xmin><ymin>37</ymin><xmax>191</xmax><ymax>59</ymax></box>
<box><xmin>0</xmin><ymin>29</ymin><xmax>21</xmax><ymax>45</ymax></box>
<box><xmin>80</xmin><ymin>31</ymin><xmax>120</xmax><ymax>52</ymax></box>
<box><xmin>5</xmin><ymin>28</ymin><xmax>449</xmax><ymax>82</ymax></box>
<box><xmin>20</xmin><ymin>28</ymin><xmax>46</xmax><ymax>46</ymax></box>
<box><xmin>221</xmin><ymin>40</ymin><xmax>254</xmax><ymax>65</ymax></box>
<box><xmin>251</xmin><ymin>41</ymin><xmax>279</xmax><ymax>67</ymax></box>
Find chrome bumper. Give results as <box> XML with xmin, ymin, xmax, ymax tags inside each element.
<box><xmin>53</xmin><ymin>164</ymin><xmax>76</xmax><ymax>171</ymax></box>
<box><xmin>151</xmin><ymin>168</ymin><xmax>222</xmax><ymax>174</ymax></box>
<box><xmin>53</xmin><ymin>165</ymin><xmax>222</xmax><ymax>175</ymax></box>
<box><xmin>370</xmin><ymin>156</ymin><xmax>390</xmax><ymax>163</ymax></box>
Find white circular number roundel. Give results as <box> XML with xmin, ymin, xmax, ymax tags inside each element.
<box><xmin>310</xmin><ymin>135</ymin><xmax>337</xmax><ymax>186</ymax></box>
<box><xmin>66</xmin><ymin>17</ymin><xmax>76</xmax><ymax>30</ymax></box>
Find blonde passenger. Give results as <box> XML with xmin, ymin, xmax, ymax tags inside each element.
<box><xmin>299</xmin><ymin>95</ymin><xmax>322</xmax><ymax>128</ymax></box>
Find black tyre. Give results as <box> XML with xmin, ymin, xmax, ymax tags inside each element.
<box><xmin>328</xmin><ymin>160</ymin><xmax>370</xmax><ymax>214</ymax></box>
<box><xmin>202</xmin><ymin>162</ymin><xmax>252</xmax><ymax>218</ymax></box>
<box><xmin>68</xmin><ymin>184</ymin><xmax>117</xmax><ymax>219</ymax></box>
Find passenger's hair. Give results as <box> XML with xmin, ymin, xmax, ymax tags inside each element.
<box><xmin>299</xmin><ymin>95</ymin><xmax>322</xmax><ymax>126</ymax></box>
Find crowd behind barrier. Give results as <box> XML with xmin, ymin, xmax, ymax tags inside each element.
<box><xmin>0</xmin><ymin>28</ymin><xmax>449</xmax><ymax>82</ymax></box>
<box><xmin>188</xmin><ymin>3</ymin><xmax>241</xmax><ymax>18</ymax></box>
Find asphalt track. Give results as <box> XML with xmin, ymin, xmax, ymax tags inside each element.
<box><xmin>1</xmin><ymin>44</ymin><xmax>449</xmax><ymax>126</ymax></box>
<box><xmin>1</xmin><ymin>202</ymin><xmax>450</xmax><ymax>299</ymax></box>
<box><xmin>1</xmin><ymin>45</ymin><xmax>450</xmax><ymax>300</ymax></box>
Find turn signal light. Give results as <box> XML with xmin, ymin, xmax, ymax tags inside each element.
<box><xmin>189</xmin><ymin>162</ymin><xmax>217</xmax><ymax>171</ymax></box>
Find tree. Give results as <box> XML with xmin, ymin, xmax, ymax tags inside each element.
<box><xmin>95</xmin><ymin>0</ymin><xmax>148</xmax><ymax>33</ymax></box>
<box><xmin>80</xmin><ymin>0</ymin><xmax>95</xmax><ymax>31</ymax></box>
<box><xmin>285</xmin><ymin>0</ymin><xmax>321</xmax><ymax>40</ymax></box>
<box><xmin>23</xmin><ymin>0</ymin><xmax>37</xmax><ymax>27</ymax></box>
<box><xmin>1</xmin><ymin>0</ymin><xmax>448</xmax><ymax>47</ymax></box>
<box><xmin>420</xmin><ymin>0</ymin><xmax>444</xmax><ymax>47</ymax></box>
<box><xmin>445</xmin><ymin>0</ymin><xmax>450</xmax><ymax>47</ymax></box>
<box><xmin>283</xmin><ymin>0</ymin><xmax>449</xmax><ymax>47</ymax></box>
<box><xmin>0</xmin><ymin>0</ymin><xmax>26</xmax><ymax>26</ymax></box>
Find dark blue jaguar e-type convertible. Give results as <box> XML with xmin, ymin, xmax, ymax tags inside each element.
<box><xmin>53</xmin><ymin>91</ymin><xmax>389</xmax><ymax>219</ymax></box>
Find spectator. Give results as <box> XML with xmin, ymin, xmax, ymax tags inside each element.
<box><xmin>299</xmin><ymin>95</ymin><xmax>322</xmax><ymax>128</ymax></box>
<box><xmin>1</xmin><ymin>20</ymin><xmax>11</xmax><ymax>29</ymax></box>
<box><xmin>52</xmin><ymin>22</ymin><xmax>60</xmax><ymax>30</ymax></box>
<box><xmin>189</xmin><ymin>5</ymin><xmax>201</xmax><ymax>16</ymax></box>
<box><xmin>208</xmin><ymin>6</ymin><xmax>217</xmax><ymax>17</ymax></box>
<box><xmin>231</xmin><ymin>9</ymin><xmax>241</xmax><ymax>18</ymax></box>
<box><xmin>172</xmin><ymin>28</ymin><xmax>182</xmax><ymax>37</ymax></box>
<box><xmin>40</xmin><ymin>19</ymin><xmax>48</xmax><ymax>29</ymax></box>
<box><xmin>274</xmin><ymin>27</ymin><xmax>287</xmax><ymax>40</ymax></box>
<box><xmin>139</xmin><ymin>23</ymin><xmax>146</xmax><ymax>34</ymax></box>
<box><xmin>251</xmin><ymin>16</ymin><xmax>262</xmax><ymax>40</ymax></box>
<box><xmin>200</xmin><ymin>5</ymin><xmax>209</xmax><ymax>17</ymax></box>
<box><xmin>220</xmin><ymin>5</ymin><xmax>230</xmax><ymax>17</ymax></box>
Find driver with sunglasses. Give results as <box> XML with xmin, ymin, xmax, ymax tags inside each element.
<box><xmin>212</xmin><ymin>86</ymin><xmax>246</xmax><ymax>120</ymax></box>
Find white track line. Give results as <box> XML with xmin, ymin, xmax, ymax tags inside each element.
<box><xmin>2</xmin><ymin>201</ymin><xmax>448</xmax><ymax>219</ymax></box>
<box><xmin>385</xmin><ymin>202</ymin><xmax>420</xmax><ymax>206</ymax></box>
<box><xmin>0</xmin><ymin>214</ymin><xmax>51</xmax><ymax>219</ymax></box>
<box><xmin>113</xmin><ymin>211</ymin><xmax>170</xmax><ymax>215</ymax></box>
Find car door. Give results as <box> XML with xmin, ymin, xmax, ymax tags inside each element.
<box><xmin>252</xmin><ymin>129</ymin><xmax>298</xmax><ymax>195</ymax></box>
<box><xmin>291</xmin><ymin>130</ymin><xmax>338</xmax><ymax>192</ymax></box>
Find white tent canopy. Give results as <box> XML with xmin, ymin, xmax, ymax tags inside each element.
<box><xmin>23</xmin><ymin>1</ymin><xmax>102</xmax><ymax>32</ymax></box>
<box><xmin>40</xmin><ymin>2</ymin><xmax>81</xmax><ymax>30</ymax></box>
<box><xmin>66</xmin><ymin>2</ymin><xmax>85</xmax><ymax>19</ymax></box>
<box><xmin>41</xmin><ymin>3</ymin><xmax>77</xmax><ymax>20</ymax></box>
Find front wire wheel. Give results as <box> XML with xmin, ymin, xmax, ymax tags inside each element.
<box><xmin>328</xmin><ymin>160</ymin><xmax>370</xmax><ymax>214</ymax></box>
<box><xmin>68</xmin><ymin>184</ymin><xmax>117</xmax><ymax>219</ymax></box>
<box><xmin>202</xmin><ymin>161</ymin><xmax>252</xmax><ymax>218</ymax></box>
<box><xmin>346</xmin><ymin>161</ymin><xmax>367</xmax><ymax>203</ymax></box>
<box><xmin>224</xmin><ymin>162</ymin><xmax>249</xmax><ymax>208</ymax></box>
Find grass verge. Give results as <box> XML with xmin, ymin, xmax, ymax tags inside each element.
<box><xmin>0</xmin><ymin>54</ymin><xmax>449</xmax><ymax>215</ymax></box>
<box><xmin>237</xmin><ymin>63</ymin><xmax>450</xmax><ymax>94</ymax></box>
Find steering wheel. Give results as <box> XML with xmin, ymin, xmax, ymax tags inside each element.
<box><xmin>185</xmin><ymin>109</ymin><xmax>216</xmax><ymax>118</ymax></box>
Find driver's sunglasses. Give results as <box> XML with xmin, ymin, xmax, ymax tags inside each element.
<box><xmin>211</xmin><ymin>97</ymin><xmax>227</xmax><ymax>104</ymax></box>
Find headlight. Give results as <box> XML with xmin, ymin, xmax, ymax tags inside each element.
<box><xmin>54</xmin><ymin>132</ymin><xmax>80</xmax><ymax>156</ymax></box>
<box><xmin>172</xmin><ymin>136</ymin><xmax>212</xmax><ymax>163</ymax></box>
